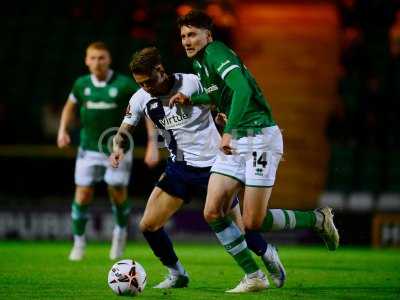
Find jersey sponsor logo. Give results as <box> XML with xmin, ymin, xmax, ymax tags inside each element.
<box><xmin>108</xmin><ymin>87</ymin><xmax>118</xmax><ymax>97</ymax></box>
<box><xmin>86</xmin><ymin>101</ymin><xmax>117</xmax><ymax>109</ymax></box>
<box><xmin>84</xmin><ymin>87</ymin><xmax>91</xmax><ymax>96</ymax></box>
<box><xmin>217</xmin><ymin>60</ymin><xmax>231</xmax><ymax>72</ymax></box>
<box><xmin>205</xmin><ymin>85</ymin><xmax>218</xmax><ymax>94</ymax></box>
<box><xmin>159</xmin><ymin>113</ymin><xmax>190</xmax><ymax>130</ymax></box>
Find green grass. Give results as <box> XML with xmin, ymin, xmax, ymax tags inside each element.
<box><xmin>0</xmin><ymin>242</ymin><xmax>399</xmax><ymax>299</ymax></box>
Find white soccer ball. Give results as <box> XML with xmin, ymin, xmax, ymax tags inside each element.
<box><xmin>108</xmin><ymin>259</ymin><xmax>147</xmax><ymax>296</ymax></box>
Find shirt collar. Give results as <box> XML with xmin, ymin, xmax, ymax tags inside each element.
<box><xmin>90</xmin><ymin>69</ymin><xmax>114</xmax><ymax>87</ymax></box>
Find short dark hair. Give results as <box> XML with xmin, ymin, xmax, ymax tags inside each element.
<box><xmin>129</xmin><ymin>47</ymin><xmax>162</xmax><ymax>75</ymax></box>
<box><xmin>177</xmin><ymin>10</ymin><xmax>213</xmax><ymax>31</ymax></box>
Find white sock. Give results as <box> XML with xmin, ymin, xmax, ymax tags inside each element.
<box><xmin>314</xmin><ymin>211</ymin><xmax>324</xmax><ymax>230</ymax></box>
<box><xmin>262</xmin><ymin>244</ymin><xmax>274</xmax><ymax>261</ymax></box>
<box><xmin>73</xmin><ymin>235</ymin><xmax>86</xmax><ymax>247</ymax></box>
<box><xmin>113</xmin><ymin>225</ymin><xmax>127</xmax><ymax>237</ymax></box>
<box><xmin>167</xmin><ymin>261</ymin><xmax>187</xmax><ymax>276</ymax></box>
<box><xmin>247</xmin><ymin>269</ymin><xmax>263</xmax><ymax>279</ymax></box>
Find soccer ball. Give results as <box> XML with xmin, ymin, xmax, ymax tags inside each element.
<box><xmin>108</xmin><ymin>259</ymin><xmax>147</xmax><ymax>296</ymax></box>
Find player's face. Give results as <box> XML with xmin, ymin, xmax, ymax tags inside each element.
<box><xmin>180</xmin><ymin>25</ymin><xmax>212</xmax><ymax>58</ymax></box>
<box><xmin>85</xmin><ymin>48</ymin><xmax>111</xmax><ymax>78</ymax></box>
<box><xmin>133</xmin><ymin>68</ymin><xmax>165</xmax><ymax>96</ymax></box>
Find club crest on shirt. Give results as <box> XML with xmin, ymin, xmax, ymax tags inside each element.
<box><xmin>109</xmin><ymin>87</ymin><xmax>118</xmax><ymax>98</ymax></box>
<box><xmin>84</xmin><ymin>87</ymin><xmax>91</xmax><ymax>96</ymax></box>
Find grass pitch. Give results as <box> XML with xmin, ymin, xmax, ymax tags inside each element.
<box><xmin>0</xmin><ymin>241</ymin><xmax>399</xmax><ymax>299</ymax></box>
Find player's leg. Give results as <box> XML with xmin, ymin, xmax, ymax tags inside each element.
<box><xmin>204</xmin><ymin>172</ymin><xmax>268</xmax><ymax>293</ymax></box>
<box><xmin>107</xmin><ymin>185</ymin><xmax>130</xmax><ymax>259</ymax></box>
<box><xmin>139</xmin><ymin>186</ymin><xmax>188</xmax><ymax>288</ymax></box>
<box><xmin>259</xmin><ymin>207</ymin><xmax>339</xmax><ymax>250</ymax></box>
<box><xmin>70</xmin><ymin>149</ymin><xmax>102</xmax><ymax>261</ymax></box>
<box><xmin>105</xmin><ymin>151</ymin><xmax>133</xmax><ymax>259</ymax></box>
<box><xmin>229</xmin><ymin>190</ymin><xmax>285</xmax><ymax>288</ymax></box>
<box><xmin>69</xmin><ymin>185</ymin><xmax>94</xmax><ymax>261</ymax></box>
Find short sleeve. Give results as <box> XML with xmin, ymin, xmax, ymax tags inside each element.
<box><xmin>69</xmin><ymin>79</ymin><xmax>81</xmax><ymax>104</ymax></box>
<box><xmin>122</xmin><ymin>92</ymin><xmax>144</xmax><ymax>126</ymax></box>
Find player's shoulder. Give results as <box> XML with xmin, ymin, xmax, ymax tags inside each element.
<box><xmin>74</xmin><ymin>74</ymin><xmax>91</xmax><ymax>86</ymax></box>
<box><xmin>205</xmin><ymin>41</ymin><xmax>232</xmax><ymax>56</ymax></box>
<box><xmin>112</xmin><ymin>72</ymin><xmax>135</xmax><ymax>85</ymax></box>
<box><xmin>128</xmin><ymin>88</ymin><xmax>150</xmax><ymax>107</ymax></box>
<box><xmin>175</xmin><ymin>73</ymin><xmax>200</xmax><ymax>84</ymax></box>
<box><xmin>113</xmin><ymin>72</ymin><xmax>130</xmax><ymax>82</ymax></box>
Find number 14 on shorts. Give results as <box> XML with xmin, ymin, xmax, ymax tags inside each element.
<box><xmin>252</xmin><ymin>151</ymin><xmax>267</xmax><ymax>176</ymax></box>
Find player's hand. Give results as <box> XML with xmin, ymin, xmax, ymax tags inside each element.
<box><xmin>110</xmin><ymin>147</ymin><xmax>125</xmax><ymax>168</ymax></box>
<box><xmin>144</xmin><ymin>141</ymin><xmax>160</xmax><ymax>168</ymax></box>
<box><xmin>220</xmin><ymin>133</ymin><xmax>235</xmax><ymax>155</ymax></box>
<box><xmin>215</xmin><ymin>113</ymin><xmax>227</xmax><ymax>127</ymax></box>
<box><xmin>57</xmin><ymin>130</ymin><xmax>71</xmax><ymax>148</ymax></box>
<box><xmin>169</xmin><ymin>92</ymin><xmax>190</xmax><ymax>108</ymax></box>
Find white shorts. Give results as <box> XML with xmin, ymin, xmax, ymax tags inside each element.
<box><xmin>211</xmin><ymin>126</ymin><xmax>283</xmax><ymax>187</ymax></box>
<box><xmin>74</xmin><ymin>148</ymin><xmax>133</xmax><ymax>187</ymax></box>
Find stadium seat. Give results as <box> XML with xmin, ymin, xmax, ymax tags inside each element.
<box><xmin>376</xmin><ymin>193</ymin><xmax>400</xmax><ymax>212</ymax></box>
<box><xmin>318</xmin><ymin>191</ymin><xmax>346</xmax><ymax>210</ymax></box>
<box><xmin>325</xmin><ymin>144</ymin><xmax>355</xmax><ymax>192</ymax></box>
<box><xmin>386</xmin><ymin>150</ymin><xmax>400</xmax><ymax>192</ymax></box>
<box><xmin>347</xmin><ymin>192</ymin><xmax>374</xmax><ymax>212</ymax></box>
<box><xmin>356</xmin><ymin>148</ymin><xmax>382</xmax><ymax>192</ymax></box>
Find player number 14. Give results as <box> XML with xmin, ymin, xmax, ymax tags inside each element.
<box><xmin>252</xmin><ymin>151</ymin><xmax>267</xmax><ymax>168</ymax></box>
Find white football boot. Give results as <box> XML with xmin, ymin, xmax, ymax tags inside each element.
<box><xmin>226</xmin><ymin>272</ymin><xmax>269</xmax><ymax>293</ymax></box>
<box><xmin>153</xmin><ymin>273</ymin><xmax>189</xmax><ymax>289</ymax></box>
<box><xmin>315</xmin><ymin>207</ymin><xmax>340</xmax><ymax>251</ymax></box>
<box><xmin>261</xmin><ymin>244</ymin><xmax>286</xmax><ymax>288</ymax></box>
<box><xmin>109</xmin><ymin>226</ymin><xmax>127</xmax><ymax>260</ymax></box>
<box><xmin>69</xmin><ymin>236</ymin><xmax>86</xmax><ymax>261</ymax></box>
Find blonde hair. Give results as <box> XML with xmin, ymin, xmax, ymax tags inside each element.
<box><xmin>86</xmin><ymin>41</ymin><xmax>111</xmax><ymax>54</ymax></box>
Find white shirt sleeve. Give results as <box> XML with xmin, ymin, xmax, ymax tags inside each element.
<box><xmin>68</xmin><ymin>92</ymin><xmax>77</xmax><ymax>103</ymax></box>
<box><xmin>122</xmin><ymin>92</ymin><xmax>144</xmax><ymax>126</ymax></box>
<box><xmin>179</xmin><ymin>74</ymin><xmax>204</xmax><ymax>97</ymax></box>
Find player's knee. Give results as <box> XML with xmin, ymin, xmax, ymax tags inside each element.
<box><xmin>108</xmin><ymin>186</ymin><xmax>127</xmax><ymax>205</ymax></box>
<box><xmin>75</xmin><ymin>187</ymin><xmax>93</xmax><ymax>204</ymax></box>
<box><xmin>139</xmin><ymin>218</ymin><xmax>160</xmax><ymax>232</ymax></box>
<box><xmin>243</xmin><ymin>217</ymin><xmax>263</xmax><ymax>231</ymax></box>
<box><xmin>203</xmin><ymin>207</ymin><xmax>222</xmax><ymax>223</ymax></box>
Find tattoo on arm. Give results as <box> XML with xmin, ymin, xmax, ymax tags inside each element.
<box><xmin>115</xmin><ymin>123</ymin><xmax>135</xmax><ymax>150</ymax></box>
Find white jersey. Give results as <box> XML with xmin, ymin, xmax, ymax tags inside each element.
<box><xmin>123</xmin><ymin>73</ymin><xmax>220</xmax><ymax>167</ymax></box>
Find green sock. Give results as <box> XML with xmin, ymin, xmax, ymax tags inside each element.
<box><xmin>208</xmin><ymin>216</ymin><xmax>259</xmax><ymax>274</ymax></box>
<box><xmin>71</xmin><ymin>201</ymin><xmax>89</xmax><ymax>236</ymax></box>
<box><xmin>112</xmin><ymin>199</ymin><xmax>132</xmax><ymax>228</ymax></box>
<box><xmin>261</xmin><ymin>209</ymin><xmax>316</xmax><ymax>231</ymax></box>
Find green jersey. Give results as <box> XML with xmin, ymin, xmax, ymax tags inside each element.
<box><xmin>192</xmin><ymin>41</ymin><xmax>275</xmax><ymax>138</ymax></box>
<box><xmin>70</xmin><ymin>71</ymin><xmax>139</xmax><ymax>152</ymax></box>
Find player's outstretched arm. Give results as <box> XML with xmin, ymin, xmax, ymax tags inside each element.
<box><xmin>110</xmin><ymin>123</ymin><xmax>135</xmax><ymax>168</ymax></box>
<box><xmin>169</xmin><ymin>92</ymin><xmax>191</xmax><ymax>107</ymax></box>
<box><xmin>144</xmin><ymin>118</ymin><xmax>160</xmax><ymax>168</ymax></box>
<box><xmin>57</xmin><ymin>99</ymin><xmax>77</xmax><ymax>148</ymax></box>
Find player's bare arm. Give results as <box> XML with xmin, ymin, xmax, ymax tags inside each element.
<box><xmin>110</xmin><ymin>123</ymin><xmax>135</xmax><ymax>168</ymax></box>
<box><xmin>169</xmin><ymin>92</ymin><xmax>190</xmax><ymax>107</ymax></box>
<box><xmin>144</xmin><ymin>118</ymin><xmax>160</xmax><ymax>168</ymax></box>
<box><xmin>57</xmin><ymin>99</ymin><xmax>77</xmax><ymax>148</ymax></box>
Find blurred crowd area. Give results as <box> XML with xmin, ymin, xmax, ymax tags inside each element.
<box><xmin>325</xmin><ymin>0</ymin><xmax>400</xmax><ymax>194</ymax></box>
<box><xmin>0</xmin><ymin>0</ymin><xmax>236</xmax><ymax>147</ymax></box>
